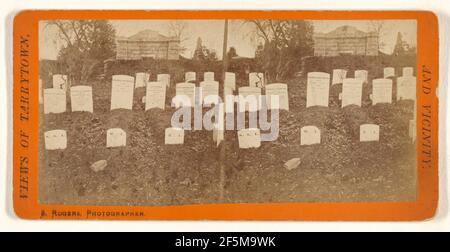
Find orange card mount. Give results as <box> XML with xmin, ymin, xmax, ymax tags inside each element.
<box><xmin>13</xmin><ymin>10</ymin><xmax>439</xmax><ymax>220</ymax></box>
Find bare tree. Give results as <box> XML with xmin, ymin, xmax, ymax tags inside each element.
<box><xmin>368</xmin><ymin>20</ymin><xmax>386</xmax><ymax>52</ymax></box>
<box><xmin>167</xmin><ymin>21</ymin><xmax>189</xmax><ymax>53</ymax></box>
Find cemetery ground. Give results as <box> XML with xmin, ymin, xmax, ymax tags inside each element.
<box><xmin>38</xmin><ymin>74</ymin><xmax>416</xmax><ymax>206</ymax></box>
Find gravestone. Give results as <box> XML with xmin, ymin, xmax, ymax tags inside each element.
<box><xmin>200</xmin><ymin>81</ymin><xmax>219</xmax><ymax>105</ymax></box>
<box><xmin>341</xmin><ymin>78</ymin><xmax>363</xmax><ymax>107</ymax></box>
<box><xmin>409</xmin><ymin>119</ymin><xmax>416</xmax><ymax>142</ymax></box>
<box><xmin>44</xmin><ymin>88</ymin><xmax>66</xmax><ymax>114</ymax></box>
<box><xmin>224</xmin><ymin>87</ymin><xmax>234</xmax><ymax>113</ymax></box>
<box><xmin>111</xmin><ymin>75</ymin><xmax>135</xmax><ymax>110</ymax></box>
<box><xmin>354</xmin><ymin>70</ymin><xmax>368</xmax><ymax>83</ymax></box>
<box><xmin>397</xmin><ymin>76</ymin><xmax>416</xmax><ymax>101</ymax></box>
<box><xmin>403</xmin><ymin>67</ymin><xmax>414</xmax><ymax>76</ymax></box>
<box><xmin>306</xmin><ymin>72</ymin><xmax>330</xmax><ymax>108</ymax></box>
<box><xmin>332</xmin><ymin>69</ymin><xmax>347</xmax><ymax>85</ymax></box>
<box><xmin>249</xmin><ymin>72</ymin><xmax>264</xmax><ymax>88</ymax></box>
<box><xmin>204</xmin><ymin>72</ymin><xmax>215</xmax><ymax>82</ymax></box>
<box><xmin>371</xmin><ymin>78</ymin><xmax>392</xmax><ymax>105</ymax></box>
<box><xmin>157</xmin><ymin>74</ymin><xmax>171</xmax><ymax>88</ymax></box>
<box><xmin>44</xmin><ymin>130</ymin><xmax>67</xmax><ymax>150</ymax></box>
<box><xmin>300</xmin><ymin>126</ymin><xmax>321</xmax><ymax>145</ymax></box>
<box><xmin>175</xmin><ymin>83</ymin><xmax>196</xmax><ymax>107</ymax></box>
<box><xmin>383</xmin><ymin>67</ymin><xmax>395</xmax><ymax>78</ymax></box>
<box><xmin>238</xmin><ymin>128</ymin><xmax>261</xmax><ymax>149</ymax></box>
<box><xmin>135</xmin><ymin>72</ymin><xmax>150</xmax><ymax>88</ymax></box>
<box><xmin>106</xmin><ymin>128</ymin><xmax>127</xmax><ymax>148</ymax></box>
<box><xmin>70</xmin><ymin>86</ymin><xmax>93</xmax><ymax>112</ymax></box>
<box><xmin>165</xmin><ymin>128</ymin><xmax>184</xmax><ymax>145</ymax></box>
<box><xmin>39</xmin><ymin>79</ymin><xmax>43</xmax><ymax>104</ymax></box>
<box><xmin>265</xmin><ymin>83</ymin><xmax>289</xmax><ymax>110</ymax></box>
<box><xmin>145</xmin><ymin>81</ymin><xmax>166</xmax><ymax>110</ymax></box>
<box><xmin>360</xmin><ymin>124</ymin><xmax>379</xmax><ymax>142</ymax></box>
<box><xmin>52</xmin><ymin>74</ymin><xmax>68</xmax><ymax>91</ymax></box>
<box><xmin>185</xmin><ymin>72</ymin><xmax>196</xmax><ymax>82</ymax></box>
<box><xmin>238</xmin><ymin>87</ymin><xmax>261</xmax><ymax>112</ymax></box>
<box><xmin>225</xmin><ymin>72</ymin><xmax>236</xmax><ymax>90</ymax></box>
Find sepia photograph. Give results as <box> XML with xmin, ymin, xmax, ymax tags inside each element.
<box><xmin>37</xmin><ymin>18</ymin><xmax>418</xmax><ymax>206</ymax></box>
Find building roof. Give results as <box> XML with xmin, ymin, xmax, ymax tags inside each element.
<box><xmin>117</xmin><ymin>29</ymin><xmax>179</xmax><ymax>42</ymax></box>
<box><xmin>314</xmin><ymin>25</ymin><xmax>377</xmax><ymax>39</ymax></box>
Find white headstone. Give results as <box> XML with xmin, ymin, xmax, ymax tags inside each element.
<box><xmin>39</xmin><ymin>79</ymin><xmax>44</xmax><ymax>104</ymax></box>
<box><xmin>213</xmin><ymin>109</ymin><xmax>225</xmax><ymax>146</ymax></box>
<box><xmin>185</xmin><ymin>72</ymin><xmax>196</xmax><ymax>82</ymax></box>
<box><xmin>383</xmin><ymin>67</ymin><xmax>395</xmax><ymax>78</ymax></box>
<box><xmin>409</xmin><ymin>119</ymin><xmax>416</xmax><ymax>142</ymax></box>
<box><xmin>70</xmin><ymin>86</ymin><xmax>93</xmax><ymax>113</ymax></box>
<box><xmin>44</xmin><ymin>130</ymin><xmax>67</xmax><ymax>150</ymax></box>
<box><xmin>403</xmin><ymin>67</ymin><xmax>414</xmax><ymax>76</ymax></box>
<box><xmin>371</xmin><ymin>79</ymin><xmax>392</xmax><ymax>105</ymax></box>
<box><xmin>175</xmin><ymin>83</ymin><xmax>196</xmax><ymax>107</ymax></box>
<box><xmin>249</xmin><ymin>72</ymin><xmax>264</xmax><ymax>88</ymax></box>
<box><xmin>265</xmin><ymin>83</ymin><xmax>289</xmax><ymax>110</ymax></box>
<box><xmin>135</xmin><ymin>72</ymin><xmax>150</xmax><ymax>88</ymax></box>
<box><xmin>397</xmin><ymin>76</ymin><xmax>416</xmax><ymax>101</ymax></box>
<box><xmin>360</xmin><ymin>124</ymin><xmax>379</xmax><ymax>142</ymax></box>
<box><xmin>106</xmin><ymin>128</ymin><xmax>126</xmax><ymax>148</ymax></box>
<box><xmin>204</xmin><ymin>72</ymin><xmax>215</xmax><ymax>82</ymax></box>
<box><xmin>238</xmin><ymin>128</ymin><xmax>261</xmax><ymax>149</ymax></box>
<box><xmin>307</xmin><ymin>72</ymin><xmax>330</xmax><ymax>108</ymax></box>
<box><xmin>300</xmin><ymin>126</ymin><xmax>321</xmax><ymax>145</ymax></box>
<box><xmin>332</xmin><ymin>69</ymin><xmax>347</xmax><ymax>85</ymax></box>
<box><xmin>224</xmin><ymin>87</ymin><xmax>235</xmax><ymax>113</ymax></box>
<box><xmin>111</xmin><ymin>75</ymin><xmax>135</xmax><ymax>110</ymax></box>
<box><xmin>145</xmin><ymin>81</ymin><xmax>166</xmax><ymax>110</ymax></box>
<box><xmin>44</xmin><ymin>88</ymin><xmax>66</xmax><ymax>114</ymax></box>
<box><xmin>224</xmin><ymin>72</ymin><xmax>236</xmax><ymax>91</ymax></box>
<box><xmin>341</xmin><ymin>78</ymin><xmax>363</xmax><ymax>107</ymax></box>
<box><xmin>238</xmin><ymin>87</ymin><xmax>261</xmax><ymax>112</ymax></box>
<box><xmin>355</xmin><ymin>70</ymin><xmax>368</xmax><ymax>83</ymax></box>
<box><xmin>200</xmin><ymin>81</ymin><xmax>219</xmax><ymax>105</ymax></box>
<box><xmin>157</xmin><ymin>74</ymin><xmax>171</xmax><ymax>88</ymax></box>
<box><xmin>165</xmin><ymin>128</ymin><xmax>184</xmax><ymax>145</ymax></box>
<box><xmin>52</xmin><ymin>74</ymin><xmax>68</xmax><ymax>91</ymax></box>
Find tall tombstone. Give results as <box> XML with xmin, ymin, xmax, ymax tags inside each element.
<box><xmin>332</xmin><ymin>69</ymin><xmax>347</xmax><ymax>85</ymax></box>
<box><xmin>300</xmin><ymin>126</ymin><xmax>321</xmax><ymax>145</ymax></box>
<box><xmin>238</xmin><ymin>86</ymin><xmax>261</xmax><ymax>112</ymax></box>
<box><xmin>44</xmin><ymin>88</ymin><xmax>66</xmax><ymax>114</ymax></box>
<box><xmin>213</xmin><ymin>108</ymin><xmax>225</xmax><ymax>146</ymax></box>
<box><xmin>200</xmin><ymin>81</ymin><xmax>219</xmax><ymax>105</ymax></box>
<box><xmin>44</xmin><ymin>130</ymin><xmax>67</xmax><ymax>150</ymax></box>
<box><xmin>265</xmin><ymin>83</ymin><xmax>289</xmax><ymax>111</ymax></box>
<box><xmin>135</xmin><ymin>72</ymin><xmax>150</xmax><ymax>88</ymax></box>
<box><xmin>224</xmin><ymin>72</ymin><xmax>236</xmax><ymax>91</ymax></box>
<box><xmin>249</xmin><ymin>72</ymin><xmax>264</xmax><ymax>88</ymax></box>
<box><xmin>204</xmin><ymin>72</ymin><xmax>215</xmax><ymax>82</ymax></box>
<box><xmin>175</xmin><ymin>83</ymin><xmax>196</xmax><ymax>107</ymax></box>
<box><xmin>341</xmin><ymin>78</ymin><xmax>363</xmax><ymax>107</ymax></box>
<box><xmin>354</xmin><ymin>70</ymin><xmax>368</xmax><ymax>83</ymax></box>
<box><xmin>52</xmin><ymin>74</ymin><xmax>68</xmax><ymax>91</ymax></box>
<box><xmin>157</xmin><ymin>74</ymin><xmax>171</xmax><ymax>88</ymax></box>
<box><xmin>360</xmin><ymin>124</ymin><xmax>380</xmax><ymax>142</ymax></box>
<box><xmin>145</xmin><ymin>81</ymin><xmax>166</xmax><ymax>110</ymax></box>
<box><xmin>306</xmin><ymin>72</ymin><xmax>330</xmax><ymax>108</ymax></box>
<box><xmin>371</xmin><ymin>78</ymin><xmax>393</xmax><ymax>105</ymax></box>
<box><xmin>224</xmin><ymin>87</ymin><xmax>234</xmax><ymax>113</ymax></box>
<box><xmin>185</xmin><ymin>72</ymin><xmax>196</xmax><ymax>82</ymax></box>
<box><xmin>39</xmin><ymin>79</ymin><xmax>43</xmax><ymax>104</ymax></box>
<box><xmin>165</xmin><ymin>128</ymin><xmax>184</xmax><ymax>145</ymax></box>
<box><xmin>111</xmin><ymin>75</ymin><xmax>135</xmax><ymax>110</ymax></box>
<box><xmin>70</xmin><ymin>86</ymin><xmax>93</xmax><ymax>113</ymax></box>
<box><xmin>238</xmin><ymin>128</ymin><xmax>261</xmax><ymax>149</ymax></box>
<box><xmin>383</xmin><ymin>67</ymin><xmax>395</xmax><ymax>78</ymax></box>
<box><xmin>402</xmin><ymin>67</ymin><xmax>414</xmax><ymax>77</ymax></box>
<box><xmin>397</xmin><ymin>76</ymin><xmax>416</xmax><ymax>101</ymax></box>
<box><xmin>106</xmin><ymin>128</ymin><xmax>126</xmax><ymax>148</ymax></box>
<box><xmin>409</xmin><ymin>119</ymin><xmax>416</xmax><ymax>142</ymax></box>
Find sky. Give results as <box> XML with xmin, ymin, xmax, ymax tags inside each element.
<box><xmin>39</xmin><ymin>19</ymin><xmax>416</xmax><ymax>60</ymax></box>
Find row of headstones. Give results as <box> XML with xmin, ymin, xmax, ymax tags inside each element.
<box><xmin>44</xmin><ymin>121</ymin><xmax>416</xmax><ymax>150</ymax></box>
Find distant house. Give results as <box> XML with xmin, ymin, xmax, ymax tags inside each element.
<box><xmin>116</xmin><ymin>30</ymin><xmax>180</xmax><ymax>60</ymax></box>
<box><xmin>313</xmin><ymin>26</ymin><xmax>379</xmax><ymax>57</ymax></box>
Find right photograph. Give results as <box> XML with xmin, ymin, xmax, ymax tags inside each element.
<box><xmin>37</xmin><ymin>18</ymin><xmax>417</xmax><ymax>206</ymax></box>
